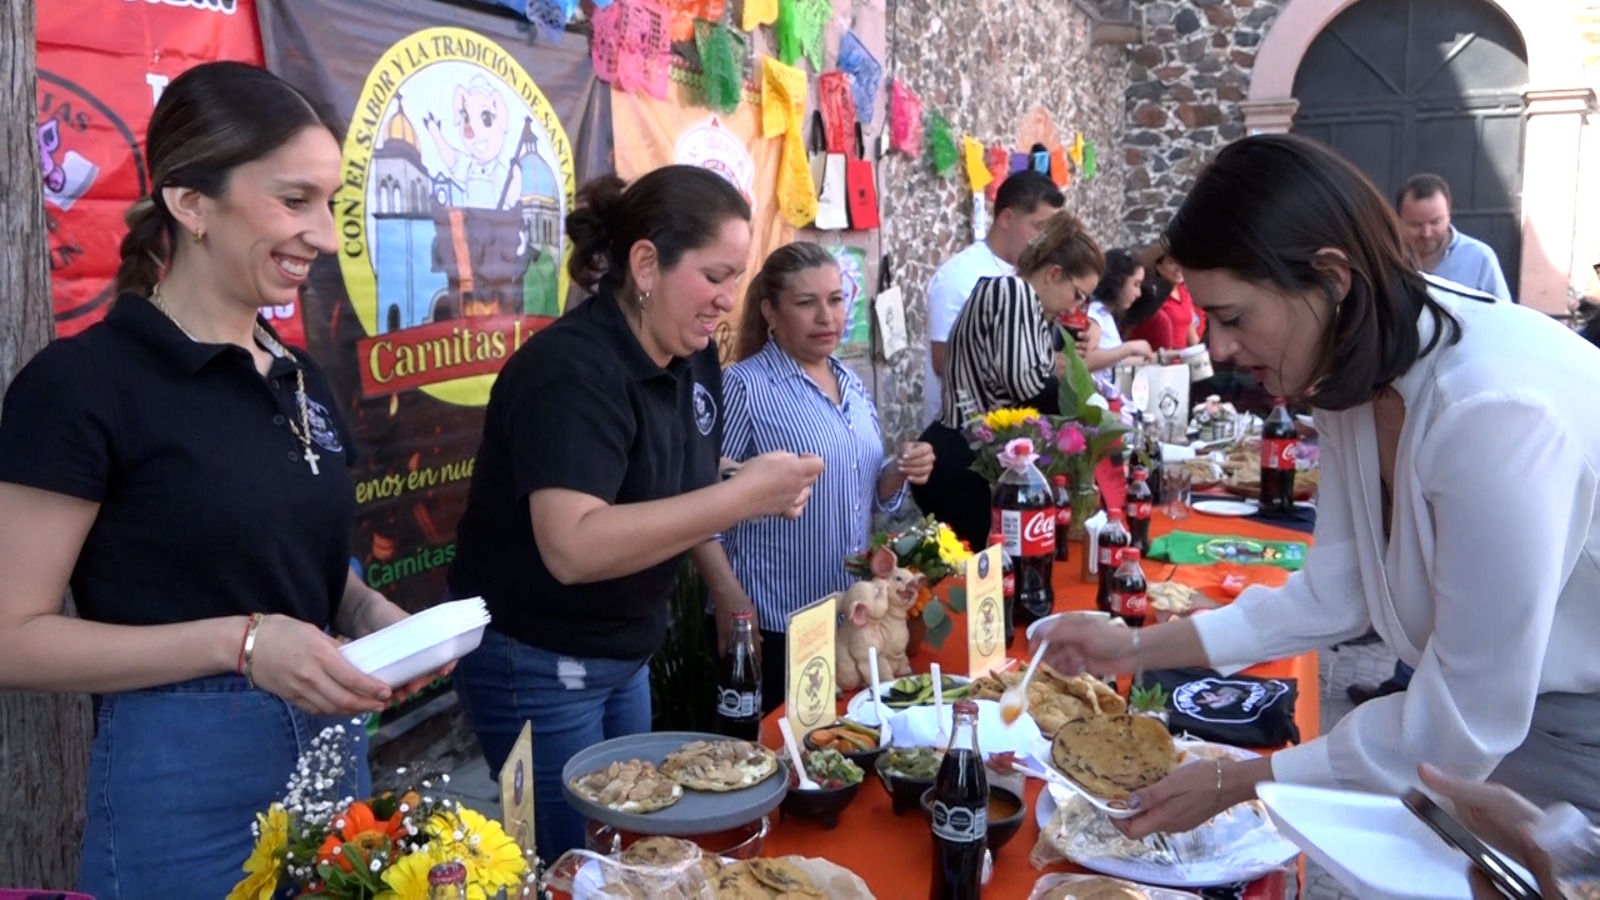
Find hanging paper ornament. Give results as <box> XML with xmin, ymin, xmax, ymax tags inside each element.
<box><xmin>1008</xmin><ymin>151</ymin><xmax>1029</xmax><ymax>174</ymax></box>
<box><xmin>1082</xmin><ymin>139</ymin><xmax>1098</xmax><ymax>180</ymax></box>
<box><xmin>889</xmin><ymin>81</ymin><xmax>923</xmax><ymax>158</ymax></box>
<box><xmin>798</xmin><ymin>0</ymin><xmax>831</xmax><ymax>70</ymax></box>
<box><xmin>591</xmin><ymin>0</ymin><xmax>672</xmax><ymax>98</ymax></box>
<box><xmin>696</xmin><ymin>20</ymin><xmax>741</xmax><ymax>114</ymax></box>
<box><xmin>669</xmin><ymin>0</ymin><xmax>724</xmax><ymax>42</ymax></box>
<box><xmin>524</xmin><ymin>0</ymin><xmax>572</xmax><ymax>42</ymax></box>
<box><xmin>818</xmin><ymin>72</ymin><xmax>857</xmax><ymax>154</ymax></box>
<box><xmin>927</xmin><ymin>113</ymin><xmax>958</xmax><ymax>178</ymax></box>
<box><xmin>1030</xmin><ymin>143</ymin><xmax>1051</xmax><ymax>175</ymax></box>
<box><xmin>776</xmin><ymin>0</ymin><xmax>803</xmax><ymax>65</ymax></box>
<box><xmin>962</xmin><ymin>135</ymin><xmax>992</xmax><ymax>193</ymax></box>
<box><xmin>1070</xmin><ymin>131</ymin><xmax>1085</xmax><ymax>168</ymax></box>
<box><xmin>1049</xmin><ymin>145</ymin><xmax>1070</xmax><ymax>188</ymax></box>
<box><xmin>836</xmin><ymin>30</ymin><xmax>882</xmax><ymax>123</ymax></box>
<box><xmin>984</xmin><ymin>145</ymin><xmax>1008</xmax><ymax>201</ymax></box>
<box><xmin>762</xmin><ymin>56</ymin><xmax>817</xmax><ymax>227</ymax></box>
<box><xmin>743</xmin><ymin>0</ymin><xmax>778</xmax><ymax>29</ymax></box>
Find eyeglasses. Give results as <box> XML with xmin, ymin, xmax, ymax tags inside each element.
<box><xmin>1073</xmin><ymin>285</ymin><xmax>1092</xmax><ymax>305</ymax></box>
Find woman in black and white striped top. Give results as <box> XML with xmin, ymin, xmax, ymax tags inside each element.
<box><xmin>912</xmin><ymin>210</ymin><xmax>1105</xmax><ymax>549</ymax></box>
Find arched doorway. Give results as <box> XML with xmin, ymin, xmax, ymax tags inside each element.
<box><xmin>1289</xmin><ymin>0</ymin><xmax>1528</xmax><ymax>290</ymax></box>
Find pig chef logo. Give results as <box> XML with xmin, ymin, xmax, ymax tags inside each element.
<box><xmin>337</xmin><ymin>27</ymin><xmax>576</xmax><ymax>407</ymax></box>
<box><xmin>1172</xmin><ymin>676</ymin><xmax>1290</xmax><ymax>724</ymax></box>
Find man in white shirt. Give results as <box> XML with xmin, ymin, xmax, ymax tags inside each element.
<box><xmin>923</xmin><ymin>171</ymin><xmax>1065</xmax><ymax>423</ymax></box>
<box><xmin>1395</xmin><ymin>173</ymin><xmax>1513</xmax><ymax>302</ymax></box>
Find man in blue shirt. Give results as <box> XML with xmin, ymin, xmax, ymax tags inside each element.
<box><xmin>1395</xmin><ymin>173</ymin><xmax>1513</xmax><ymax>302</ymax></box>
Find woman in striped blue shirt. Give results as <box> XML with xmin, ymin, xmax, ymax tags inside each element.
<box><xmin>717</xmin><ymin>242</ymin><xmax>935</xmax><ymax>712</ymax></box>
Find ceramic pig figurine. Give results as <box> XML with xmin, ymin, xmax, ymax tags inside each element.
<box><xmin>876</xmin><ymin>563</ymin><xmax>927</xmax><ymax>679</ymax></box>
<box><xmin>834</xmin><ymin>546</ymin><xmax>898</xmax><ymax>693</ymax></box>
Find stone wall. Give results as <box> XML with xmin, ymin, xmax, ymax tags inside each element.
<box><xmin>1121</xmin><ymin>0</ymin><xmax>1288</xmax><ymax>248</ymax></box>
<box><xmin>874</xmin><ymin>0</ymin><xmax>1133</xmax><ymax>442</ymax></box>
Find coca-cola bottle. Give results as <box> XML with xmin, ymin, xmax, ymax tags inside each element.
<box><xmin>1096</xmin><ymin>512</ymin><xmax>1131</xmax><ymax>615</ymax></box>
<box><xmin>1259</xmin><ymin>398</ymin><xmax>1299</xmax><ymax>516</ymax></box>
<box><xmin>715</xmin><ymin>611</ymin><xmax>762</xmax><ymax>740</ymax></box>
<box><xmin>986</xmin><ymin>529</ymin><xmax>1015</xmax><ymax>648</ymax></box>
<box><xmin>929</xmin><ymin>700</ymin><xmax>988</xmax><ymax>900</ymax></box>
<box><xmin>1109</xmin><ymin>548</ymin><xmax>1150</xmax><ymax>628</ymax></box>
<box><xmin>1060</xmin><ymin>305</ymin><xmax>1090</xmax><ymax>346</ymax></box>
<box><xmin>1051</xmin><ymin>475</ymin><xmax>1072</xmax><ymax>563</ymax></box>
<box><xmin>1126</xmin><ymin>468</ymin><xmax>1153</xmax><ymax>556</ymax></box>
<box><xmin>994</xmin><ymin>450</ymin><xmax>1055</xmax><ymax>622</ymax></box>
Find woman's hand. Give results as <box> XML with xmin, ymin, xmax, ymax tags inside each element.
<box><xmin>1420</xmin><ymin>762</ymin><xmax>1563</xmax><ymax>897</ymax></box>
<box><xmin>1121</xmin><ymin>340</ymin><xmax>1155</xmax><ymax>365</ymax></box>
<box><xmin>1076</xmin><ymin>320</ymin><xmax>1102</xmax><ymax>358</ymax></box>
<box><xmin>736</xmin><ymin>451</ymin><xmax>825</xmax><ymax>520</ymax></box>
<box><xmin>1115</xmin><ymin>756</ymin><xmax>1272</xmax><ymax>840</ymax></box>
<box><xmin>248</xmin><ymin>615</ymin><xmax>393</xmax><ymax>716</ymax></box>
<box><xmin>1034</xmin><ymin>616</ymin><xmax>1135</xmax><ymax>677</ymax></box>
<box><xmin>895</xmin><ymin>441</ymin><xmax>936</xmax><ymax>485</ymax></box>
<box><xmin>340</xmin><ymin>582</ymin><xmax>456</xmax><ymax>704</ymax></box>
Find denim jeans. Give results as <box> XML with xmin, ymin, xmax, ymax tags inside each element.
<box><xmin>1392</xmin><ymin>660</ymin><xmax>1416</xmax><ymax>685</ymax></box>
<box><xmin>78</xmin><ymin>674</ymin><xmax>370</xmax><ymax>899</ymax></box>
<box><xmin>452</xmin><ymin>628</ymin><xmax>652</xmax><ymax>863</ymax></box>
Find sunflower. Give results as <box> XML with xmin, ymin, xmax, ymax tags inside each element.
<box><xmin>427</xmin><ymin>808</ymin><xmax>528</xmax><ymax>900</ymax></box>
<box><xmin>378</xmin><ymin>844</ymin><xmax>445</xmax><ymax>900</ymax></box>
<box><xmin>935</xmin><ymin>523</ymin><xmax>972</xmax><ymax>567</ymax></box>
<box><xmin>317</xmin><ymin>800</ymin><xmax>408</xmax><ymax>874</ymax></box>
<box><xmin>227</xmin><ymin>805</ymin><xmax>289</xmax><ymax>900</ymax></box>
<box><xmin>982</xmin><ymin>407</ymin><xmax>1041</xmax><ymax>431</ymax></box>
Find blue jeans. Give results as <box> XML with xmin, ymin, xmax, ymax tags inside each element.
<box><xmin>78</xmin><ymin>674</ymin><xmax>370</xmax><ymax>899</ymax></box>
<box><xmin>1393</xmin><ymin>660</ymin><xmax>1416</xmax><ymax>685</ymax></box>
<box><xmin>452</xmin><ymin>628</ymin><xmax>652</xmax><ymax>863</ymax></box>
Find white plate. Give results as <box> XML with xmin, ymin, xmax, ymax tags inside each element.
<box><xmin>1193</xmin><ymin>499</ymin><xmax>1258</xmax><ymax>517</ymax></box>
<box><xmin>844</xmin><ymin>675</ymin><xmax>972</xmax><ymax>726</ymax></box>
<box><xmin>1026</xmin><ymin>610</ymin><xmax>1119</xmax><ymax>643</ymax></box>
<box><xmin>1035</xmin><ymin>742</ymin><xmax>1301</xmax><ymax>888</ymax></box>
<box><xmin>339</xmin><ymin>597</ymin><xmax>489</xmax><ymax>688</ymax></box>
<box><xmin>1257</xmin><ymin>783</ymin><xmax>1534</xmax><ymax>900</ymax></box>
<box><xmin>351</xmin><ymin>625</ymin><xmax>485</xmax><ymax>688</ymax></box>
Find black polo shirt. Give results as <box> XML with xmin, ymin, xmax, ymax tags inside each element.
<box><xmin>0</xmin><ymin>294</ymin><xmax>356</xmax><ymax>629</ymax></box>
<box><xmin>448</xmin><ymin>288</ymin><xmax>722</xmax><ymax>661</ymax></box>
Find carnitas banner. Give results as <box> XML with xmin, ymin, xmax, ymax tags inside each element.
<box><xmin>259</xmin><ymin>0</ymin><xmax>612</xmax><ymax>609</ymax></box>
<box><xmin>37</xmin><ymin>0</ymin><xmax>266</xmax><ymax>340</ymax></box>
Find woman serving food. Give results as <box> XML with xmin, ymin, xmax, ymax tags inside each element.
<box><xmin>1037</xmin><ymin>134</ymin><xmax>1600</xmax><ymax>837</ymax></box>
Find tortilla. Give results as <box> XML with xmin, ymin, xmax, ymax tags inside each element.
<box><xmin>662</xmin><ymin>740</ymin><xmax>780</xmax><ymax>792</ymax></box>
<box><xmin>1051</xmin><ymin>714</ymin><xmax>1178</xmax><ymax>800</ymax></box>
<box><xmin>568</xmin><ymin>759</ymin><xmax>683</xmax><ymax>813</ymax></box>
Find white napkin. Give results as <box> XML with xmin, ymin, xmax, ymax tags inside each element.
<box><xmin>1160</xmin><ymin>443</ymin><xmax>1195</xmax><ymax>463</ymax></box>
<box><xmin>887</xmin><ymin>699</ymin><xmax>1050</xmax><ymax>761</ymax></box>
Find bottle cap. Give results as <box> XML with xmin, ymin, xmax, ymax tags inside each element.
<box><xmin>1133</xmin><ymin>469</ymin><xmax>1148</xmax><ymax>481</ymax></box>
<box><xmin>1122</xmin><ymin>549</ymin><xmax>1142</xmax><ymax>563</ymax></box>
<box><xmin>428</xmin><ymin>860</ymin><xmax>468</xmax><ymax>885</ymax></box>
<box><xmin>1051</xmin><ymin>474</ymin><xmax>1067</xmax><ymax>485</ymax></box>
<box><xmin>953</xmin><ymin>699</ymin><xmax>979</xmax><ymax>717</ymax></box>
<box><xmin>733</xmin><ymin>610</ymin><xmax>755</xmax><ymax>622</ymax></box>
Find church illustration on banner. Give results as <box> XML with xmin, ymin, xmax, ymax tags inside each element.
<box><xmin>367</xmin><ymin>80</ymin><xmax>563</xmax><ymax>334</ymax></box>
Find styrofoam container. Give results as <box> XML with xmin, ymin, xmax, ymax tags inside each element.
<box><xmin>1257</xmin><ymin>782</ymin><xmax>1534</xmax><ymax>900</ymax></box>
<box><xmin>339</xmin><ymin>597</ymin><xmax>489</xmax><ymax>687</ymax></box>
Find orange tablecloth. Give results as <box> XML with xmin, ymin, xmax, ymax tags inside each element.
<box><xmin>759</xmin><ymin>510</ymin><xmax>1319</xmax><ymax>899</ymax></box>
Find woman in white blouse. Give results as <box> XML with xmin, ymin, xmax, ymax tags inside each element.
<box><xmin>1082</xmin><ymin>248</ymin><xmax>1156</xmax><ymax>377</ymax></box>
<box><xmin>1039</xmin><ymin>134</ymin><xmax>1600</xmax><ymax>834</ymax></box>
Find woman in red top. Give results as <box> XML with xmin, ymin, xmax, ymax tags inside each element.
<box><xmin>1129</xmin><ymin>248</ymin><xmax>1206</xmax><ymax>351</ymax></box>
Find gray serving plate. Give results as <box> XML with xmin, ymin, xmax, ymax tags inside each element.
<box><xmin>560</xmin><ymin>731</ymin><xmax>789</xmax><ymax>835</ymax></box>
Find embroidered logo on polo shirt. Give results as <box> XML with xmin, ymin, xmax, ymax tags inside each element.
<box><xmin>1171</xmin><ymin>676</ymin><xmax>1290</xmax><ymax>725</ymax></box>
<box><xmin>305</xmin><ymin>399</ymin><xmax>344</xmax><ymax>453</ymax></box>
<box><xmin>693</xmin><ymin>382</ymin><xmax>718</xmax><ymax>437</ymax></box>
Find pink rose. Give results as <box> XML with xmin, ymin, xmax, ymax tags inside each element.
<box><xmin>1055</xmin><ymin>424</ymin><xmax>1087</xmax><ymax>456</ymax></box>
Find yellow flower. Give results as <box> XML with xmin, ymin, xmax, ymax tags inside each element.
<box><xmin>983</xmin><ymin>407</ymin><xmax>1041</xmax><ymax>431</ymax></box>
<box><xmin>378</xmin><ymin>843</ymin><xmax>445</xmax><ymax>900</ymax></box>
<box><xmin>936</xmin><ymin>524</ymin><xmax>972</xmax><ymax>566</ymax></box>
<box><xmin>427</xmin><ymin>808</ymin><xmax>528</xmax><ymax>900</ymax></box>
<box><xmin>227</xmin><ymin>805</ymin><xmax>288</xmax><ymax>900</ymax></box>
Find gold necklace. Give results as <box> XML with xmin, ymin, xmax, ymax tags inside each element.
<box><xmin>148</xmin><ymin>285</ymin><xmax>322</xmax><ymax>475</ymax></box>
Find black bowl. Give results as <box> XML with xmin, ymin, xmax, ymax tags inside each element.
<box><xmin>918</xmin><ymin>784</ymin><xmax>1028</xmax><ymax>854</ymax></box>
<box><xmin>803</xmin><ymin>721</ymin><xmax>887</xmax><ymax>772</ymax></box>
<box><xmin>875</xmin><ymin>752</ymin><xmax>938</xmax><ymax>817</ymax></box>
<box><xmin>779</xmin><ymin>778</ymin><xmax>861</xmax><ymax>830</ymax></box>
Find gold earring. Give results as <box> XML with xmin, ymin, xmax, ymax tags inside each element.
<box><xmin>192</xmin><ymin>228</ymin><xmax>205</xmax><ymax>244</ymax></box>
<box><xmin>638</xmin><ymin>290</ymin><xmax>651</xmax><ymax>310</ymax></box>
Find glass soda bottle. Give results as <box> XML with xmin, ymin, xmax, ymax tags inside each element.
<box><xmin>929</xmin><ymin>699</ymin><xmax>988</xmax><ymax>900</ymax></box>
<box><xmin>1109</xmin><ymin>548</ymin><xmax>1149</xmax><ymax>628</ymax></box>
<box><xmin>1096</xmin><ymin>512</ymin><xmax>1131</xmax><ymax>615</ymax></box>
<box><xmin>1051</xmin><ymin>475</ymin><xmax>1072</xmax><ymax>563</ymax></box>
<box><xmin>427</xmin><ymin>860</ymin><xmax>468</xmax><ymax>899</ymax></box>
<box><xmin>994</xmin><ymin>449</ymin><xmax>1055</xmax><ymax>622</ymax></box>
<box><xmin>716</xmin><ymin>610</ymin><xmax>762</xmax><ymax>740</ymax></box>
<box><xmin>1126</xmin><ymin>468</ymin><xmax>1154</xmax><ymax>556</ymax></box>
<box><xmin>1259</xmin><ymin>398</ymin><xmax>1299</xmax><ymax>516</ymax></box>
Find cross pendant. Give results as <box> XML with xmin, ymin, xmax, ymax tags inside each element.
<box><xmin>303</xmin><ymin>445</ymin><xmax>321</xmax><ymax>476</ymax></box>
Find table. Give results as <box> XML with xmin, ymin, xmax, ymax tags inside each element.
<box><xmin>759</xmin><ymin>509</ymin><xmax>1319</xmax><ymax>899</ymax></box>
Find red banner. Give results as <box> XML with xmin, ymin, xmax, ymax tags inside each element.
<box><xmin>36</xmin><ymin>1</ymin><xmax>276</xmax><ymax>339</ymax></box>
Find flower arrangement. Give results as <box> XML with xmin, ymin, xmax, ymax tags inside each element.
<box><xmin>228</xmin><ymin>722</ymin><xmax>535</xmax><ymax>900</ymax></box>
<box><xmin>845</xmin><ymin>515</ymin><xmax>972</xmax><ymax>649</ymax></box>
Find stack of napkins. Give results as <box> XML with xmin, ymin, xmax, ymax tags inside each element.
<box><xmin>340</xmin><ymin>597</ymin><xmax>491</xmax><ymax>688</ymax></box>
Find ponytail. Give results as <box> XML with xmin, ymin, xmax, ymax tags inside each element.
<box><xmin>115</xmin><ymin>197</ymin><xmax>173</xmax><ymax>297</ymax></box>
<box><xmin>734</xmin><ymin>269</ymin><xmax>772</xmax><ymax>361</ymax></box>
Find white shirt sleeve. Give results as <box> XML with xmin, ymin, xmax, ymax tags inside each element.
<box><xmin>927</xmin><ymin>267</ymin><xmax>969</xmax><ymax>344</ymax></box>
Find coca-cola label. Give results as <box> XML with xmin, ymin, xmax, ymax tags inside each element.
<box><xmin>1061</xmin><ymin>308</ymin><xmax>1089</xmax><ymax>332</ymax></box>
<box><xmin>1001</xmin><ymin>508</ymin><xmax>1055</xmax><ymax>556</ymax></box>
<box><xmin>1127</xmin><ymin>501</ymin><xmax>1152</xmax><ymax>520</ymax></box>
<box><xmin>1261</xmin><ymin>437</ymin><xmax>1298</xmax><ymax>471</ymax></box>
<box><xmin>1056</xmin><ymin>505</ymin><xmax>1072</xmax><ymax>529</ymax></box>
<box><xmin>931</xmin><ymin>800</ymin><xmax>987</xmax><ymax>844</ymax></box>
<box><xmin>1002</xmin><ymin>570</ymin><xmax>1015</xmax><ymax>598</ymax></box>
<box><xmin>716</xmin><ymin>687</ymin><xmax>758</xmax><ymax>719</ymax></box>
<box><xmin>1112</xmin><ymin>588</ymin><xmax>1148</xmax><ymax>619</ymax></box>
